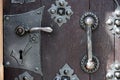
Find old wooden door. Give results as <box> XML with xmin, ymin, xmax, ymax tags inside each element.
<box><xmin>3</xmin><ymin>0</ymin><xmax>120</xmax><ymax>80</ymax></box>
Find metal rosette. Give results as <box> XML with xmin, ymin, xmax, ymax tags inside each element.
<box><xmin>80</xmin><ymin>12</ymin><xmax>99</xmax><ymax>30</ymax></box>
<box><xmin>48</xmin><ymin>0</ymin><xmax>73</xmax><ymax>27</ymax></box>
<box><xmin>81</xmin><ymin>55</ymin><xmax>100</xmax><ymax>73</ymax></box>
<box><xmin>106</xmin><ymin>62</ymin><xmax>120</xmax><ymax>80</ymax></box>
<box><xmin>106</xmin><ymin>0</ymin><xmax>120</xmax><ymax>38</ymax></box>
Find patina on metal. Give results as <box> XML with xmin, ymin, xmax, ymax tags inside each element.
<box><xmin>11</xmin><ymin>0</ymin><xmax>36</xmax><ymax>4</ymax></box>
<box><xmin>48</xmin><ymin>0</ymin><xmax>73</xmax><ymax>27</ymax></box>
<box><xmin>106</xmin><ymin>0</ymin><xmax>120</xmax><ymax>38</ymax></box>
<box><xmin>54</xmin><ymin>64</ymin><xmax>79</xmax><ymax>80</ymax></box>
<box><xmin>15</xmin><ymin>72</ymin><xmax>34</xmax><ymax>80</ymax></box>
<box><xmin>80</xmin><ymin>12</ymin><xmax>99</xmax><ymax>73</ymax></box>
<box><xmin>106</xmin><ymin>62</ymin><xmax>120</xmax><ymax>80</ymax></box>
<box><xmin>4</xmin><ymin>6</ymin><xmax>45</xmax><ymax>75</ymax></box>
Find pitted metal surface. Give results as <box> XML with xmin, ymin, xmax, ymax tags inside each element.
<box><xmin>4</xmin><ymin>6</ymin><xmax>44</xmax><ymax>75</ymax></box>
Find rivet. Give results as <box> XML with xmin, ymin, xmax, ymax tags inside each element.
<box><xmin>23</xmin><ymin>76</ymin><xmax>28</xmax><ymax>80</ymax></box>
<box><xmin>50</xmin><ymin>9</ymin><xmax>56</xmax><ymax>14</ymax></box>
<box><xmin>64</xmin><ymin>70</ymin><xmax>69</xmax><ymax>75</ymax></box>
<box><xmin>32</xmin><ymin>37</ymin><xmax>36</xmax><ymax>41</ymax></box>
<box><xmin>106</xmin><ymin>19</ymin><xmax>113</xmax><ymax>25</ymax></box>
<box><xmin>37</xmin><ymin>11</ymin><xmax>41</xmax><ymax>15</ymax></box>
<box><xmin>5</xmin><ymin>16</ymin><xmax>10</xmax><ymax>20</ymax></box>
<box><xmin>66</xmin><ymin>10</ymin><xmax>72</xmax><ymax>16</ymax></box>
<box><xmin>115</xmin><ymin>71</ymin><xmax>120</xmax><ymax>78</ymax></box>
<box><xmin>6</xmin><ymin>61</ymin><xmax>10</xmax><ymax>66</ymax></box>
<box><xmin>59</xmin><ymin>1</ymin><xmax>64</xmax><ymax>6</ymax></box>
<box><xmin>115</xmin><ymin>10</ymin><xmax>120</xmax><ymax>17</ymax></box>
<box><xmin>115</xmin><ymin>64</ymin><xmax>120</xmax><ymax>70</ymax></box>
<box><xmin>57</xmin><ymin>18</ymin><xmax>63</xmax><ymax>23</ymax></box>
<box><xmin>115</xmin><ymin>19</ymin><xmax>120</xmax><ymax>26</ymax></box>
<box><xmin>35</xmin><ymin>67</ymin><xmax>39</xmax><ymax>71</ymax></box>
<box><xmin>106</xmin><ymin>73</ymin><xmax>113</xmax><ymax>79</ymax></box>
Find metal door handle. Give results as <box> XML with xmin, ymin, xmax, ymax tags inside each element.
<box><xmin>15</xmin><ymin>26</ymin><xmax>53</xmax><ymax>36</ymax></box>
<box><xmin>80</xmin><ymin>12</ymin><xmax>99</xmax><ymax>73</ymax></box>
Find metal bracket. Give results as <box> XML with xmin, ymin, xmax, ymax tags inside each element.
<box><xmin>106</xmin><ymin>62</ymin><xmax>120</xmax><ymax>80</ymax></box>
<box><xmin>106</xmin><ymin>0</ymin><xmax>120</xmax><ymax>38</ymax></box>
<box><xmin>15</xmin><ymin>72</ymin><xmax>34</xmax><ymax>80</ymax></box>
<box><xmin>54</xmin><ymin>64</ymin><xmax>79</xmax><ymax>80</ymax></box>
<box><xmin>48</xmin><ymin>0</ymin><xmax>73</xmax><ymax>27</ymax></box>
<box><xmin>4</xmin><ymin>6</ymin><xmax>45</xmax><ymax>75</ymax></box>
<box><xmin>11</xmin><ymin>0</ymin><xmax>35</xmax><ymax>4</ymax></box>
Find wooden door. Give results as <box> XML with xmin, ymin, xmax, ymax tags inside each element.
<box><xmin>3</xmin><ymin>0</ymin><xmax>120</xmax><ymax>80</ymax></box>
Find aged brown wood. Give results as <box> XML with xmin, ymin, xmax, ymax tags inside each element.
<box><xmin>41</xmin><ymin>0</ymin><xmax>90</xmax><ymax>80</ymax></box>
<box><xmin>90</xmin><ymin>0</ymin><xmax>115</xmax><ymax>80</ymax></box>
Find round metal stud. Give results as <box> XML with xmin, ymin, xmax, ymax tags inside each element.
<box><xmin>59</xmin><ymin>1</ymin><xmax>64</xmax><ymax>6</ymax></box>
<box><xmin>115</xmin><ymin>64</ymin><xmax>120</xmax><ymax>70</ymax></box>
<box><xmin>35</xmin><ymin>67</ymin><xmax>39</xmax><ymax>71</ymax></box>
<box><xmin>81</xmin><ymin>55</ymin><xmax>99</xmax><ymax>73</ymax></box>
<box><xmin>64</xmin><ymin>70</ymin><xmax>69</xmax><ymax>75</ymax></box>
<box><xmin>23</xmin><ymin>76</ymin><xmax>28</xmax><ymax>80</ymax></box>
<box><xmin>6</xmin><ymin>61</ymin><xmax>10</xmax><ymax>66</ymax></box>
<box><xmin>114</xmin><ymin>71</ymin><xmax>120</xmax><ymax>79</ymax></box>
<box><xmin>50</xmin><ymin>9</ymin><xmax>56</xmax><ymax>14</ymax></box>
<box><xmin>115</xmin><ymin>19</ymin><xmax>120</xmax><ymax>26</ymax></box>
<box><xmin>80</xmin><ymin>12</ymin><xmax>98</xmax><ymax>30</ymax></box>
<box><xmin>57</xmin><ymin>18</ymin><xmax>63</xmax><ymax>23</ymax></box>
<box><xmin>106</xmin><ymin>19</ymin><xmax>113</xmax><ymax>25</ymax></box>
<box><xmin>66</xmin><ymin>10</ymin><xmax>72</xmax><ymax>16</ymax></box>
<box><xmin>106</xmin><ymin>73</ymin><xmax>113</xmax><ymax>79</ymax></box>
<box><xmin>115</xmin><ymin>10</ymin><xmax>120</xmax><ymax>17</ymax></box>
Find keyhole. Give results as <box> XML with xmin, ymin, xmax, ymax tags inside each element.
<box><xmin>19</xmin><ymin>50</ymin><xmax>23</xmax><ymax>60</ymax></box>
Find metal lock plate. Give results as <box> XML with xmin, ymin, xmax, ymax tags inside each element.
<box><xmin>48</xmin><ymin>0</ymin><xmax>73</xmax><ymax>27</ymax></box>
<box><xmin>11</xmin><ymin>0</ymin><xmax>35</xmax><ymax>4</ymax></box>
<box><xmin>4</xmin><ymin>6</ymin><xmax>44</xmax><ymax>75</ymax></box>
<box><xmin>106</xmin><ymin>62</ymin><xmax>120</xmax><ymax>80</ymax></box>
<box><xmin>106</xmin><ymin>0</ymin><xmax>120</xmax><ymax>37</ymax></box>
<box><xmin>15</xmin><ymin>72</ymin><xmax>33</xmax><ymax>80</ymax></box>
<box><xmin>54</xmin><ymin>64</ymin><xmax>79</xmax><ymax>80</ymax></box>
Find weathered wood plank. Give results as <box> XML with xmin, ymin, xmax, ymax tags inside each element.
<box><xmin>41</xmin><ymin>0</ymin><xmax>89</xmax><ymax>80</ymax></box>
<box><xmin>90</xmin><ymin>0</ymin><xmax>114</xmax><ymax>80</ymax></box>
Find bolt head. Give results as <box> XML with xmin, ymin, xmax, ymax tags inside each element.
<box><xmin>57</xmin><ymin>18</ymin><xmax>63</xmax><ymax>23</ymax></box>
<box><xmin>115</xmin><ymin>64</ymin><xmax>120</xmax><ymax>70</ymax></box>
<box><xmin>66</xmin><ymin>10</ymin><xmax>72</xmax><ymax>16</ymax></box>
<box><xmin>35</xmin><ymin>67</ymin><xmax>39</xmax><ymax>71</ymax></box>
<box><xmin>115</xmin><ymin>10</ymin><xmax>120</xmax><ymax>17</ymax></box>
<box><xmin>64</xmin><ymin>70</ymin><xmax>69</xmax><ymax>75</ymax></box>
<box><xmin>115</xmin><ymin>71</ymin><xmax>120</xmax><ymax>79</ymax></box>
<box><xmin>50</xmin><ymin>9</ymin><xmax>56</xmax><ymax>14</ymax></box>
<box><xmin>115</xmin><ymin>27</ymin><xmax>120</xmax><ymax>34</ymax></box>
<box><xmin>85</xmin><ymin>17</ymin><xmax>94</xmax><ymax>26</ymax></box>
<box><xmin>6</xmin><ymin>61</ymin><xmax>10</xmax><ymax>65</ymax></box>
<box><xmin>106</xmin><ymin>73</ymin><xmax>113</xmax><ymax>79</ymax></box>
<box><xmin>59</xmin><ymin>1</ymin><xmax>64</xmax><ymax>6</ymax></box>
<box><xmin>115</xmin><ymin>20</ymin><xmax>120</xmax><ymax>26</ymax></box>
<box><xmin>23</xmin><ymin>76</ymin><xmax>28</xmax><ymax>80</ymax></box>
<box><xmin>106</xmin><ymin>19</ymin><xmax>113</xmax><ymax>25</ymax></box>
